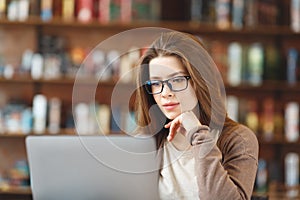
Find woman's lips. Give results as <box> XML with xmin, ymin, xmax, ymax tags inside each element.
<box><xmin>163</xmin><ymin>103</ymin><xmax>179</xmax><ymax>110</ymax></box>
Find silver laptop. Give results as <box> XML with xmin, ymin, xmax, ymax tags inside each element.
<box><xmin>26</xmin><ymin>135</ymin><xmax>160</xmax><ymax>200</ymax></box>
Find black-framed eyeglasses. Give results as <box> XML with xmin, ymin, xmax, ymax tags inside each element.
<box><xmin>144</xmin><ymin>76</ymin><xmax>191</xmax><ymax>95</ymax></box>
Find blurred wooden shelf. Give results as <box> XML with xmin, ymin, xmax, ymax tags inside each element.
<box><xmin>0</xmin><ymin>186</ymin><xmax>32</xmax><ymax>200</ymax></box>
<box><xmin>0</xmin><ymin>17</ymin><xmax>299</xmax><ymax>36</ymax></box>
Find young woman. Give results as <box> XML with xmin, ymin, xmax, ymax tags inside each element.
<box><xmin>134</xmin><ymin>31</ymin><xmax>259</xmax><ymax>200</ymax></box>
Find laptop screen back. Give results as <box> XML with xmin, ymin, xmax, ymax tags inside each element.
<box><xmin>26</xmin><ymin>135</ymin><xmax>160</xmax><ymax>200</ymax></box>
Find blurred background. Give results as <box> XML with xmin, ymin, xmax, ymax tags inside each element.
<box><xmin>0</xmin><ymin>0</ymin><xmax>299</xmax><ymax>199</ymax></box>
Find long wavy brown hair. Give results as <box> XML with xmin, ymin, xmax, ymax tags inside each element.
<box><xmin>134</xmin><ymin>31</ymin><xmax>238</xmax><ymax>149</ymax></box>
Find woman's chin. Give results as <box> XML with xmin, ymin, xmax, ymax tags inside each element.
<box><xmin>165</xmin><ymin>112</ymin><xmax>180</xmax><ymax>120</ymax></box>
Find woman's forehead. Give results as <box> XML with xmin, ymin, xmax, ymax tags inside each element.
<box><xmin>148</xmin><ymin>56</ymin><xmax>186</xmax><ymax>76</ymax></box>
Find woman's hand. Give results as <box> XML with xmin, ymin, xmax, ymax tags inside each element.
<box><xmin>164</xmin><ymin>111</ymin><xmax>202</xmax><ymax>142</ymax></box>
<box><xmin>164</xmin><ymin>115</ymin><xmax>183</xmax><ymax>141</ymax></box>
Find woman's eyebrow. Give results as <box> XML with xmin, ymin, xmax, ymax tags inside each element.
<box><xmin>149</xmin><ymin>71</ymin><xmax>187</xmax><ymax>79</ymax></box>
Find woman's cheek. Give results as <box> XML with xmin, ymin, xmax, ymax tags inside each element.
<box><xmin>177</xmin><ymin>91</ymin><xmax>198</xmax><ymax>112</ymax></box>
<box><xmin>153</xmin><ymin>95</ymin><xmax>160</xmax><ymax>105</ymax></box>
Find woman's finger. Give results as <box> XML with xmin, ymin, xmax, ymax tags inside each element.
<box><xmin>167</xmin><ymin>116</ymin><xmax>182</xmax><ymax>141</ymax></box>
<box><xmin>164</xmin><ymin>121</ymin><xmax>171</xmax><ymax>129</ymax></box>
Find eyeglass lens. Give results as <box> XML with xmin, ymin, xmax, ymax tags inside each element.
<box><xmin>146</xmin><ymin>76</ymin><xmax>190</xmax><ymax>94</ymax></box>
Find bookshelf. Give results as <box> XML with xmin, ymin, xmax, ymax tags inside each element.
<box><xmin>0</xmin><ymin>0</ymin><xmax>299</xmax><ymax>199</ymax></box>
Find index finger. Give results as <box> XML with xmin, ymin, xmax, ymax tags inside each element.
<box><xmin>167</xmin><ymin>116</ymin><xmax>182</xmax><ymax>141</ymax></box>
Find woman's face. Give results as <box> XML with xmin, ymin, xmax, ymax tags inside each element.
<box><xmin>148</xmin><ymin>56</ymin><xmax>198</xmax><ymax>120</ymax></box>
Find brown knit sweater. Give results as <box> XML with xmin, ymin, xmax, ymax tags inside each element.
<box><xmin>188</xmin><ymin>124</ymin><xmax>259</xmax><ymax>200</ymax></box>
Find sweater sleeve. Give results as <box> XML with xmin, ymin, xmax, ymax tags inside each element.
<box><xmin>189</xmin><ymin>126</ymin><xmax>259</xmax><ymax>200</ymax></box>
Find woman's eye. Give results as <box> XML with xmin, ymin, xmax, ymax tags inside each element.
<box><xmin>172</xmin><ymin>77</ymin><xmax>184</xmax><ymax>83</ymax></box>
<box><xmin>151</xmin><ymin>81</ymin><xmax>161</xmax><ymax>87</ymax></box>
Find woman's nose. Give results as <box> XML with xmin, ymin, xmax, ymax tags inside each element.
<box><xmin>161</xmin><ymin>83</ymin><xmax>173</xmax><ymax>96</ymax></box>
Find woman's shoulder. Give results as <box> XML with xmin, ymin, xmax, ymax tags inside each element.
<box><xmin>220</xmin><ymin>123</ymin><xmax>258</xmax><ymax>142</ymax></box>
<box><xmin>218</xmin><ymin>124</ymin><xmax>259</xmax><ymax>159</ymax></box>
